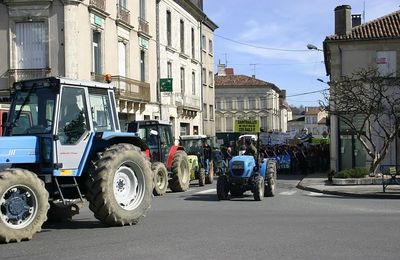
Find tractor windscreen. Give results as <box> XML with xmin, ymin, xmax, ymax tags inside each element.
<box><xmin>6</xmin><ymin>87</ymin><xmax>56</xmax><ymax>135</ymax></box>
<box><xmin>180</xmin><ymin>139</ymin><xmax>202</xmax><ymax>155</ymax></box>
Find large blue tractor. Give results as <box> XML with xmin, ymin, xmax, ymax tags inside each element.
<box><xmin>0</xmin><ymin>77</ymin><xmax>153</xmax><ymax>243</ymax></box>
<box><xmin>217</xmin><ymin>155</ymin><xmax>277</xmax><ymax>201</ymax></box>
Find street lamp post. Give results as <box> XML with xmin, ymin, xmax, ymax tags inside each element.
<box><xmin>307</xmin><ymin>43</ymin><xmax>323</xmax><ymax>52</ymax></box>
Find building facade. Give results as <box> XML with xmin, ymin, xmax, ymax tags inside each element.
<box><xmin>157</xmin><ymin>0</ymin><xmax>217</xmax><ymax>139</ymax></box>
<box><xmin>323</xmin><ymin>5</ymin><xmax>400</xmax><ymax>171</ymax></box>
<box><xmin>215</xmin><ymin>65</ymin><xmax>284</xmax><ymax>133</ymax></box>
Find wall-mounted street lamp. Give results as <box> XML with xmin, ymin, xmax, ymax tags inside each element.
<box><xmin>307</xmin><ymin>43</ymin><xmax>323</xmax><ymax>52</ymax></box>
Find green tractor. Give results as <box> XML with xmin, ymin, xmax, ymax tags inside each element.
<box><xmin>179</xmin><ymin>135</ymin><xmax>214</xmax><ymax>186</ymax></box>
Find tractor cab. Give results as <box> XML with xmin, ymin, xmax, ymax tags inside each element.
<box><xmin>2</xmin><ymin>77</ymin><xmax>120</xmax><ymax>175</ymax></box>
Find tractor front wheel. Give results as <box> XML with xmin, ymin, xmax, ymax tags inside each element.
<box><xmin>253</xmin><ymin>176</ymin><xmax>264</xmax><ymax>201</ymax></box>
<box><xmin>152</xmin><ymin>162</ymin><xmax>168</xmax><ymax>196</ymax></box>
<box><xmin>205</xmin><ymin>160</ymin><xmax>214</xmax><ymax>184</ymax></box>
<box><xmin>169</xmin><ymin>151</ymin><xmax>190</xmax><ymax>192</ymax></box>
<box><xmin>86</xmin><ymin>143</ymin><xmax>153</xmax><ymax>226</ymax></box>
<box><xmin>0</xmin><ymin>168</ymin><xmax>49</xmax><ymax>243</ymax></box>
<box><xmin>264</xmin><ymin>162</ymin><xmax>277</xmax><ymax>197</ymax></box>
<box><xmin>198</xmin><ymin>168</ymin><xmax>206</xmax><ymax>187</ymax></box>
<box><xmin>217</xmin><ymin>175</ymin><xmax>229</xmax><ymax>200</ymax></box>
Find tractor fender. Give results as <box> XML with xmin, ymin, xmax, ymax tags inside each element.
<box><xmin>165</xmin><ymin>145</ymin><xmax>185</xmax><ymax>169</ymax></box>
<box><xmin>100</xmin><ymin>131</ymin><xmax>148</xmax><ymax>151</ymax></box>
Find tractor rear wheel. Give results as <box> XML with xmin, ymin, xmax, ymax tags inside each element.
<box><xmin>169</xmin><ymin>151</ymin><xmax>190</xmax><ymax>192</ymax></box>
<box><xmin>152</xmin><ymin>162</ymin><xmax>168</xmax><ymax>196</ymax></box>
<box><xmin>205</xmin><ymin>160</ymin><xmax>214</xmax><ymax>184</ymax></box>
<box><xmin>198</xmin><ymin>168</ymin><xmax>206</xmax><ymax>187</ymax></box>
<box><xmin>264</xmin><ymin>161</ymin><xmax>277</xmax><ymax>197</ymax></box>
<box><xmin>86</xmin><ymin>143</ymin><xmax>153</xmax><ymax>226</ymax></box>
<box><xmin>253</xmin><ymin>176</ymin><xmax>264</xmax><ymax>201</ymax></box>
<box><xmin>217</xmin><ymin>175</ymin><xmax>229</xmax><ymax>200</ymax></box>
<box><xmin>0</xmin><ymin>168</ymin><xmax>49</xmax><ymax>243</ymax></box>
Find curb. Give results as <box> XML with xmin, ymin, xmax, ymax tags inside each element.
<box><xmin>296</xmin><ymin>182</ymin><xmax>400</xmax><ymax>199</ymax></box>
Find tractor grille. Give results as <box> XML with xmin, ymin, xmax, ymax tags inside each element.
<box><xmin>231</xmin><ymin>161</ymin><xmax>244</xmax><ymax>177</ymax></box>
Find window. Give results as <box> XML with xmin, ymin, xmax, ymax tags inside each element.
<box><xmin>226</xmin><ymin>98</ymin><xmax>232</xmax><ymax>110</ymax></box>
<box><xmin>201</xmin><ymin>35</ymin><xmax>206</xmax><ymax>50</ymax></box>
<box><xmin>180</xmin><ymin>67</ymin><xmax>185</xmax><ymax>94</ymax></box>
<box><xmin>209</xmin><ymin>39</ymin><xmax>213</xmax><ymax>53</ymax></box>
<box><xmin>58</xmin><ymin>87</ymin><xmax>89</xmax><ymax>145</ymax></box>
<box><xmin>226</xmin><ymin>117</ymin><xmax>233</xmax><ymax>131</ymax></box>
<box><xmin>140</xmin><ymin>50</ymin><xmax>146</xmax><ymax>81</ymax></box>
<box><xmin>166</xmin><ymin>11</ymin><xmax>172</xmax><ymax>46</ymax></box>
<box><xmin>238</xmin><ymin>97</ymin><xmax>244</xmax><ymax>111</ymax></box>
<box><xmin>89</xmin><ymin>92</ymin><xmax>113</xmax><ymax>132</ymax></box>
<box><xmin>208</xmin><ymin>71</ymin><xmax>213</xmax><ymax>86</ymax></box>
<box><xmin>139</xmin><ymin>0</ymin><xmax>145</xmax><ymax>19</ymax></box>
<box><xmin>118</xmin><ymin>41</ymin><xmax>127</xmax><ymax>77</ymax></box>
<box><xmin>92</xmin><ymin>31</ymin><xmax>102</xmax><ymax>74</ymax></box>
<box><xmin>202</xmin><ymin>68</ymin><xmax>206</xmax><ymax>85</ymax></box>
<box><xmin>210</xmin><ymin>105</ymin><xmax>214</xmax><ymax>120</ymax></box>
<box><xmin>15</xmin><ymin>22</ymin><xmax>47</xmax><ymax>69</ymax></box>
<box><xmin>249</xmin><ymin>98</ymin><xmax>256</xmax><ymax>110</ymax></box>
<box><xmin>192</xmin><ymin>71</ymin><xmax>196</xmax><ymax>95</ymax></box>
<box><xmin>167</xmin><ymin>61</ymin><xmax>172</xmax><ymax>78</ymax></box>
<box><xmin>119</xmin><ymin>0</ymin><xmax>126</xmax><ymax>8</ymax></box>
<box><xmin>377</xmin><ymin>51</ymin><xmax>396</xmax><ymax>77</ymax></box>
<box><xmin>180</xmin><ymin>20</ymin><xmax>185</xmax><ymax>53</ymax></box>
<box><xmin>215</xmin><ymin>98</ymin><xmax>220</xmax><ymax>110</ymax></box>
<box><xmin>203</xmin><ymin>103</ymin><xmax>208</xmax><ymax>119</ymax></box>
<box><xmin>191</xmin><ymin>28</ymin><xmax>195</xmax><ymax>58</ymax></box>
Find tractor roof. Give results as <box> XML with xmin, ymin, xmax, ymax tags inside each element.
<box><xmin>13</xmin><ymin>77</ymin><xmax>113</xmax><ymax>91</ymax></box>
<box><xmin>180</xmin><ymin>135</ymin><xmax>208</xmax><ymax>140</ymax></box>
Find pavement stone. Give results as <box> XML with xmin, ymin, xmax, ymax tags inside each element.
<box><xmin>297</xmin><ymin>172</ymin><xmax>400</xmax><ymax>199</ymax></box>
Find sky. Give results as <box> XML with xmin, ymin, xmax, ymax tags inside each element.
<box><xmin>203</xmin><ymin>0</ymin><xmax>399</xmax><ymax>107</ymax></box>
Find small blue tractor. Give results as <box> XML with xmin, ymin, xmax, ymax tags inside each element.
<box><xmin>217</xmin><ymin>143</ymin><xmax>277</xmax><ymax>201</ymax></box>
<box><xmin>0</xmin><ymin>77</ymin><xmax>153</xmax><ymax>243</ymax></box>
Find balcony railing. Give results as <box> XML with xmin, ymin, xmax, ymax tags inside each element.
<box><xmin>174</xmin><ymin>93</ymin><xmax>200</xmax><ymax>111</ymax></box>
<box><xmin>117</xmin><ymin>4</ymin><xmax>130</xmax><ymax>24</ymax></box>
<box><xmin>112</xmin><ymin>76</ymin><xmax>150</xmax><ymax>102</ymax></box>
<box><xmin>7</xmin><ymin>68</ymin><xmax>52</xmax><ymax>84</ymax></box>
<box><xmin>138</xmin><ymin>17</ymin><xmax>149</xmax><ymax>35</ymax></box>
<box><xmin>90</xmin><ymin>0</ymin><xmax>106</xmax><ymax>10</ymax></box>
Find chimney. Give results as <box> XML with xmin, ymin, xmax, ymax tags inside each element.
<box><xmin>217</xmin><ymin>64</ymin><xmax>226</xmax><ymax>76</ymax></box>
<box><xmin>352</xmin><ymin>14</ymin><xmax>362</xmax><ymax>27</ymax></box>
<box><xmin>225</xmin><ymin>68</ymin><xmax>234</xmax><ymax>75</ymax></box>
<box><xmin>334</xmin><ymin>5</ymin><xmax>352</xmax><ymax>35</ymax></box>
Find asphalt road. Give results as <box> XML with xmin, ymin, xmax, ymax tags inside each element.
<box><xmin>2</xmin><ymin>175</ymin><xmax>400</xmax><ymax>260</ymax></box>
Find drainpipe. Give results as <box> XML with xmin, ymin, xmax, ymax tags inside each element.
<box><xmin>200</xmin><ymin>15</ymin><xmax>205</xmax><ymax>135</ymax></box>
<box><xmin>156</xmin><ymin>0</ymin><xmax>162</xmax><ymax>120</ymax></box>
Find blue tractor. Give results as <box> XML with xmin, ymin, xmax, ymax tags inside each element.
<box><xmin>0</xmin><ymin>77</ymin><xmax>153</xmax><ymax>243</ymax></box>
<box><xmin>217</xmin><ymin>155</ymin><xmax>277</xmax><ymax>201</ymax></box>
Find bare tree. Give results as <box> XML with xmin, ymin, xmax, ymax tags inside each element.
<box><xmin>322</xmin><ymin>68</ymin><xmax>400</xmax><ymax>174</ymax></box>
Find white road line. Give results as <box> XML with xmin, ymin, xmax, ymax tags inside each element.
<box><xmin>279</xmin><ymin>190</ymin><xmax>297</xmax><ymax>196</ymax></box>
<box><xmin>194</xmin><ymin>189</ymin><xmax>216</xmax><ymax>195</ymax></box>
<box><xmin>305</xmin><ymin>191</ymin><xmax>327</xmax><ymax>196</ymax></box>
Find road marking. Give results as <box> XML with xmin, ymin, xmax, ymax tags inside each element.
<box><xmin>305</xmin><ymin>191</ymin><xmax>329</xmax><ymax>197</ymax></box>
<box><xmin>194</xmin><ymin>189</ymin><xmax>216</xmax><ymax>195</ymax></box>
<box><xmin>279</xmin><ymin>190</ymin><xmax>297</xmax><ymax>196</ymax></box>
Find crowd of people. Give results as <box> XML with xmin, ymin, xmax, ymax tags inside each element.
<box><xmin>216</xmin><ymin>142</ymin><xmax>330</xmax><ymax>175</ymax></box>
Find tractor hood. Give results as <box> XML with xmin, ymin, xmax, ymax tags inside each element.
<box><xmin>0</xmin><ymin>136</ymin><xmax>39</xmax><ymax>164</ymax></box>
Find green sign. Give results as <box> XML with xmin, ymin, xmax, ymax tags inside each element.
<box><xmin>234</xmin><ymin>119</ymin><xmax>260</xmax><ymax>133</ymax></box>
<box><xmin>160</xmin><ymin>78</ymin><xmax>172</xmax><ymax>92</ymax></box>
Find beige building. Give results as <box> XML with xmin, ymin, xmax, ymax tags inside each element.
<box><xmin>0</xmin><ymin>0</ymin><xmax>157</xmax><ymax>128</ymax></box>
<box><xmin>323</xmin><ymin>5</ymin><xmax>400</xmax><ymax>171</ymax></box>
<box><xmin>215</xmin><ymin>65</ymin><xmax>285</xmax><ymax>133</ymax></box>
<box><xmin>157</xmin><ymin>0</ymin><xmax>217</xmax><ymax>139</ymax></box>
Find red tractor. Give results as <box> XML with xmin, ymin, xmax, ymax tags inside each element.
<box><xmin>127</xmin><ymin>120</ymin><xmax>190</xmax><ymax>195</ymax></box>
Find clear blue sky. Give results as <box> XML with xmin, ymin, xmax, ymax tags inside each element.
<box><xmin>204</xmin><ymin>0</ymin><xmax>399</xmax><ymax>107</ymax></box>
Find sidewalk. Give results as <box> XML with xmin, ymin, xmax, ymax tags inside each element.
<box><xmin>297</xmin><ymin>172</ymin><xmax>400</xmax><ymax>199</ymax></box>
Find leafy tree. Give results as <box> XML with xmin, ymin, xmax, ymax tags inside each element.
<box><xmin>321</xmin><ymin>68</ymin><xmax>400</xmax><ymax>175</ymax></box>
